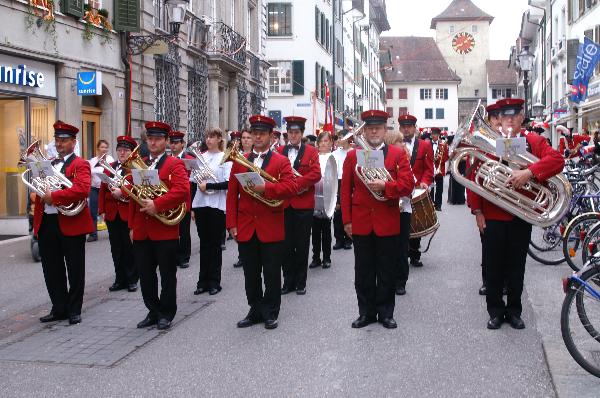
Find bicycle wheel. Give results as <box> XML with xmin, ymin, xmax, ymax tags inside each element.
<box><xmin>561</xmin><ymin>264</ymin><xmax>600</xmax><ymax>378</ymax></box>
<box><xmin>582</xmin><ymin>222</ymin><xmax>600</xmax><ymax>266</ymax></box>
<box><xmin>528</xmin><ymin>222</ymin><xmax>566</xmax><ymax>265</ymax></box>
<box><xmin>563</xmin><ymin>213</ymin><xmax>600</xmax><ymax>272</ymax></box>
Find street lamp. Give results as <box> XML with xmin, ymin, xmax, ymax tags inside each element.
<box><xmin>518</xmin><ymin>46</ymin><xmax>534</xmax><ymax>118</ymax></box>
<box><xmin>532</xmin><ymin>102</ymin><xmax>545</xmax><ymax>118</ymax></box>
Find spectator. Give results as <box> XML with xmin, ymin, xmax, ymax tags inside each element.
<box><xmin>88</xmin><ymin>139</ymin><xmax>114</xmax><ymax>242</ymax></box>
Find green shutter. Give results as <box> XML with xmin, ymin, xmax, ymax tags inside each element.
<box><xmin>292</xmin><ymin>60</ymin><xmax>304</xmax><ymax>96</ymax></box>
<box><xmin>62</xmin><ymin>0</ymin><xmax>83</xmax><ymax>18</ymax></box>
<box><xmin>114</xmin><ymin>0</ymin><xmax>141</xmax><ymax>32</ymax></box>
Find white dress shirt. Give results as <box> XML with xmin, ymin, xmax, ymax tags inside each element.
<box><xmin>191</xmin><ymin>151</ymin><xmax>232</xmax><ymax>212</ymax></box>
<box><xmin>332</xmin><ymin>148</ymin><xmax>348</xmax><ymax>180</ymax></box>
<box><xmin>252</xmin><ymin>150</ymin><xmax>268</xmax><ymax>168</ymax></box>
<box><xmin>89</xmin><ymin>154</ymin><xmax>114</xmax><ymax>189</ymax></box>
<box><xmin>287</xmin><ymin>145</ymin><xmax>299</xmax><ymax>165</ymax></box>
<box><xmin>148</xmin><ymin>152</ymin><xmax>166</xmax><ymax>169</ymax></box>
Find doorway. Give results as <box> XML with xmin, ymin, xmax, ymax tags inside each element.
<box><xmin>81</xmin><ymin>106</ymin><xmax>101</xmax><ymax>160</ymax></box>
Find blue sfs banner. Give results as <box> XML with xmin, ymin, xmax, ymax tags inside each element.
<box><xmin>77</xmin><ymin>71</ymin><xmax>102</xmax><ymax>96</ymax></box>
<box><xmin>570</xmin><ymin>37</ymin><xmax>600</xmax><ymax>104</ymax></box>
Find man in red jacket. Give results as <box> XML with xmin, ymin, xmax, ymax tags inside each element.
<box><xmin>99</xmin><ymin>135</ymin><xmax>137</xmax><ymax>293</ymax></box>
<box><xmin>34</xmin><ymin>121</ymin><xmax>94</xmax><ymax>325</ymax></box>
<box><xmin>278</xmin><ymin>116</ymin><xmax>321</xmax><ymax>295</ymax></box>
<box><xmin>227</xmin><ymin>115</ymin><xmax>297</xmax><ymax>330</ymax></box>
<box><xmin>341</xmin><ymin>110</ymin><xmax>415</xmax><ymax>329</ymax></box>
<box><xmin>467</xmin><ymin>98</ymin><xmax>564</xmax><ymax>330</ymax></box>
<box><xmin>398</xmin><ymin>114</ymin><xmax>434</xmax><ymax>268</ymax></box>
<box><xmin>558</xmin><ymin>126</ymin><xmax>588</xmax><ymax>158</ymax></box>
<box><xmin>430</xmin><ymin>127</ymin><xmax>448</xmax><ymax>211</ymax></box>
<box><xmin>131</xmin><ymin>121</ymin><xmax>190</xmax><ymax>331</ymax></box>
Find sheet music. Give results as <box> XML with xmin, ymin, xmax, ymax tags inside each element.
<box><xmin>29</xmin><ymin>160</ymin><xmax>55</xmax><ymax>178</ymax></box>
<box><xmin>182</xmin><ymin>158</ymin><xmax>201</xmax><ymax>171</ymax></box>
<box><xmin>235</xmin><ymin>172</ymin><xmax>265</xmax><ymax>188</ymax></box>
<box><xmin>356</xmin><ymin>149</ymin><xmax>385</xmax><ymax>168</ymax></box>
<box><xmin>495</xmin><ymin>137</ymin><xmax>527</xmax><ymax>159</ymax></box>
<box><xmin>131</xmin><ymin>169</ymin><xmax>160</xmax><ymax>186</ymax></box>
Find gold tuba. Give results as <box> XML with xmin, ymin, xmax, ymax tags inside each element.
<box><xmin>220</xmin><ymin>141</ymin><xmax>283</xmax><ymax>207</ymax></box>
<box><xmin>344</xmin><ymin>123</ymin><xmax>394</xmax><ymax>201</ymax></box>
<box><xmin>186</xmin><ymin>141</ymin><xmax>219</xmax><ymax>195</ymax></box>
<box><xmin>448</xmin><ymin>100</ymin><xmax>572</xmax><ymax>228</ymax></box>
<box><xmin>18</xmin><ymin>140</ymin><xmax>86</xmax><ymax>216</ymax></box>
<box><xmin>120</xmin><ymin>146</ymin><xmax>186</xmax><ymax>226</ymax></box>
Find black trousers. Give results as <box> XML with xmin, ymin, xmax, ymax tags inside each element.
<box><xmin>178</xmin><ymin>211</ymin><xmax>191</xmax><ymax>266</ymax></box>
<box><xmin>448</xmin><ymin>160</ymin><xmax>466</xmax><ymax>204</ymax></box>
<box><xmin>333</xmin><ymin>180</ymin><xmax>351</xmax><ymax>246</ymax></box>
<box><xmin>396</xmin><ymin>212</ymin><xmax>411</xmax><ymax>288</ymax></box>
<box><xmin>312</xmin><ymin>216</ymin><xmax>332</xmax><ymax>262</ymax></box>
<box><xmin>353</xmin><ymin>233</ymin><xmax>398</xmax><ymax>319</ymax></box>
<box><xmin>106</xmin><ymin>216</ymin><xmax>137</xmax><ymax>286</ymax></box>
<box><xmin>482</xmin><ymin>218</ymin><xmax>532</xmax><ymax>318</ymax></box>
<box><xmin>134</xmin><ymin>239</ymin><xmax>178</xmax><ymax>321</ymax></box>
<box><xmin>282</xmin><ymin>208</ymin><xmax>313</xmax><ymax>290</ymax></box>
<box><xmin>38</xmin><ymin>214</ymin><xmax>86</xmax><ymax>316</ymax></box>
<box><xmin>193</xmin><ymin>207</ymin><xmax>225</xmax><ymax>289</ymax></box>
<box><xmin>480</xmin><ymin>232</ymin><xmax>486</xmax><ymax>285</ymax></box>
<box><xmin>408</xmin><ymin>237</ymin><xmax>422</xmax><ymax>262</ymax></box>
<box><xmin>432</xmin><ymin>175</ymin><xmax>444</xmax><ymax>209</ymax></box>
<box><xmin>238</xmin><ymin>234</ymin><xmax>283</xmax><ymax>320</ymax></box>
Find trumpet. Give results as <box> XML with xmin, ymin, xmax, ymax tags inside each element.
<box><xmin>18</xmin><ymin>140</ymin><xmax>86</xmax><ymax>216</ymax></box>
<box><xmin>120</xmin><ymin>146</ymin><xmax>187</xmax><ymax>226</ymax></box>
<box><xmin>186</xmin><ymin>141</ymin><xmax>219</xmax><ymax>195</ymax></box>
<box><xmin>220</xmin><ymin>141</ymin><xmax>283</xmax><ymax>207</ymax></box>
<box><xmin>97</xmin><ymin>153</ymin><xmax>129</xmax><ymax>203</ymax></box>
<box><xmin>433</xmin><ymin>141</ymin><xmax>447</xmax><ymax>176</ymax></box>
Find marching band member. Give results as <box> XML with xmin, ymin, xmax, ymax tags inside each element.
<box><xmin>310</xmin><ymin>132</ymin><xmax>334</xmax><ymax>270</ymax></box>
<box><xmin>341</xmin><ymin>110</ymin><xmax>414</xmax><ymax>329</ymax></box>
<box><xmin>131</xmin><ymin>121</ymin><xmax>190</xmax><ymax>331</ymax></box>
<box><xmin>430</xmin><ymin>128</ymin><xmax>448</xmax><ymax>211</ymax></box>
<box><xmin>99</xmin><ymin>135</ymin><xmax>138</xmax><ymax>293</ymax></box>
<box><xmin>332</xmin><ymin>133</ymin><xmax>353</xmax><ymax>250</ymax></box>
<box><xmin>231</xmin><ymin>130</ymin><xmax>252</xmax><ymax>269</ymax></box>
<box><xmin>278</xmin><ymin>116</ymin><xmax>321</xmax><ymax>295</ymax></box>
<box><xmin>467</xmin><ymin>98</ymin><xmax>564</xmax><ymax>330</ymax></box>
<box><xmin>398</xmin><ymin>114</ymin><xmax>434</xmax><ymax>268</ymax></box>
<box><xmin>271</xmin><ymin>130</ymin><xmax>282</xmax><ymax>150</ymax></box>
<box><xmin>35</xmin><ymin>121</ymin><xmax>94</xmax><ymax>325</ymax></box>
<box><xmin>192</xmin><ymin>128</ymin><xmax>232</xmax><ymax>296</ymax></box>
<box><xmin>558</xmin><ymin>126</ymin><xmax>587</xmax><ymax>159</ymax></box>
<box><xmin>227</xmin><ymin>115</ymin><xmax>297</xmax><ymax>330</ymax></box>
<box><xmin>169</xmin><ymin>131</ymin><xmax>195</xmax><ymax>269</ymax></box>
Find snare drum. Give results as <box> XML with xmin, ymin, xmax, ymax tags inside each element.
<box><xmin>409</xmin><ymin>188</ymin><xmax>440</xmax><ymax>239</ymax></box>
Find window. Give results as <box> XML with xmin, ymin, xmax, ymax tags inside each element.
<box><xmin>268</xmin><ymin>61</ymin><xmax>292</xmax><ymax>94</ymax></box>
<box><xmin>386</xmin><ymin>107</ymin><xmax>393</xmax><ymax>117</ymax></box>
<box><xmin>506</xmin><ymin>88</ymin><xmax>512</xmax><ymax>98</ymax></box>
<box><xmin>85</xmin><ymin>0</ymin><xmax>102</xmax><ymax>10</ymax></box>
<box><xmin>472</xmin><ymin>25</ymin><xmax>478</xmax><ymax>33</ymax></box>
<box><xmin>449</xmin><ymin>25</ymin><xmax>455</xmax><ymax>34</ymax></box>
<box><xmin>425</xmin><ymin>108</ymin><xmax>433</xmax><ymax>119</ymax></box>
<box><xmin>386</xmin><ymin>89</ymin><xmax>393</xmax><ymax>100</ymax></box>
<box><xmin>268</xmin><ymin>3</ymin><xmax>292</xmax><ymax>36</ymax></box>
<box><xmin>492</xmin><ymin>88</ymin><xmax>500</xmax><ymax>99</ymax></box>
<box><xmin>399</xmin><ymin>107</ymin><xmax>408</xmax><ymax>116</ymax></box>
<box><xmin>321</xmin><ymin>13</ymin><xmax>326</xmax><ymax>46</ymax></box>
<box><xmin>474</xmin><ymin>89</ymin><xmax>480</xmax><ymax>97</ymax></box>
<box><xmin>435</xmin><ymin>88</ymin><xmax>448</xmax><ymax>100</ymax></box>
<box><xmin>398</xmin><ymin>88</ymin><xmax>407</xmax><ymax>99</ymax></box>
<box><xmin>315</xmin><ymin>7</ymin><xmax>320</xmax><ymax>42</ymax></box>
<box><xmin>420</xmin><ymin>88</ymin><xmax>432</xmax><ymax>100</ymax></box>
<box><xmin>436</xmin><ymin>108</ymin><xmax>445</xmax><ymax>119</ymax></box>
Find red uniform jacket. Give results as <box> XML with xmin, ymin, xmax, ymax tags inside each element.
<box><xmin>98</xmin><ymin>161</ymin><xmax>129</xmax><ymax>223</ymax></box>
<box><xmin>341</xmin><ymin>145</ymin><xmax>415</xmax><ymax>237</ymax></box>
<box><xmin>226</xmin><ymin>151</ymin><xmax>298</xmax><ymax>243</ymax></box>
<box><xmin>411</xmin><ymin>138</ymin><xmax>434</xmax><ymax>186</ymax></box>
<box><xmin>174</xmin><ymin>152</ymin><xmax>196</xmax><ymax>212</ymax></box>
<box><xmin>277</xmin><ymin>143</ymin><xmax>321</xmax><ymax>209</ymax></box>
<box><xmin>33</xmin><ymin>155</ymin><xmax>94</xmax><ymax>237</ymax></box>
<box><xmin>431</xmin><ymin>139</ymin><xmax>449</xmax><ymax>176</ymax></box>
<box><xmin>128</xmin><ymin>154</ymin><xmax>190</xmax><ymax>241</ymax></box>
<box><xmin>558</xmin><ymin>134</ymin><xmax>588</xmax><ymax>158</ymax></box>
<box><xmin>467</xmin><ymin>132</ymin><xmax>565</xmax><ymax>221</ymax></box>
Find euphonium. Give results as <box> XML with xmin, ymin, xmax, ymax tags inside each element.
<box><xmin>448</xmin><ymin>100</ymin><xmax>572</xmax><ymax>228</ymax></box>
<box><xmin>120</xmin><ymin>146</ymin><xmax>186</xmax><ymax>226</ymax></box>
<box><xmin>220</xmin><ymin>141</ymin><xmax>283</xmax><ymax>207</ymax></box>
<box><xmin>345</xmin><ymin>122</ymin><xmax>393</xmax><ymax>201</ymax></box>
<box><xmin>97</xmin><ymin>153</ymin><xmax>129</xmax><ymax>203</ymax></box>
<box><xmin>18</xmin><ymin>140</ymin><xmax>86</xmax><ymax>216</ymax></box>
<box><xmin>186</xmin><ymin>141</ymin><xmax>219</xmax><ymax>195</ymax></box>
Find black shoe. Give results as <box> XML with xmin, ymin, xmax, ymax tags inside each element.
<box><xmin>69</xmin><ymin>315</ymin><xmax>82</xmax><ymax>325</ymax></box>
<box><xmin>487</xmin><ymin>316</ymin><xmax>503</xmax><ymax>330</ymax></box>
<box><xmin>322</xmin><ymin>260</ymin><xmax>331</xmax><ymax>269</ymax></box>
<box><xmin>208</xmin><ymin>287</ymin><xmax>222</xmax><ymax>296</ymax></box>
<box><xmin>351</xmin><ymin>315</ymin><xmax>377</xmax><ymax>328</ymax></box>
<box><xmin>309</xmin><ymin>260</ymin><xmax>321</xmax><ymax>269</ymax></box>
<box><xmin>502</xmin><ymin>286</ymin><xmax>508</xmax><ymax>296</ymax></box>
<box><xmin>194</xmin><ymin>287</ymin><xmax>208</xmax><ymax>295</ymax></box>
<box><xmin>237</xmin><ymin>316</ymin><xmax>262</xmax><ymax>328</ymax></box>
<box><xmin>296</xmin><ymin>288</ymin><xmax>306</xmax><ymax>295</ymax></box>
<box><xmin>478</xmin><ymin>285</ymin><xmax>487</xmax><ymax>295</ymax></box>
<box><xmin>333</xmin><ymin>242</ymin><xmax>344</xmax><ymax>250</ymax></box>
<box><xmin>128</xmin><ymin>284</ymin><xmax>138</xmax><ymax>292</ymax></box>
<box><xmin>179</xmin><ymin>262</ymin><xmax>189</xmax><ymax>269</ymax></box>
<box><xmin>221</xmin><ymin>244</ymin><xmax>226</xmax><ymax>251</ymax></box>
<box><xmin>233</xmin><ymin>260</ymin><xmax>243</xmax><ymax>268</ymax></box>
<box><xmin>396</xmin><ymin>286</ymin><xmax>406</xmax><ymax>296</ymax></box>
<box><xmin>410</xmin><ymin>259</ymin><xmax>424</xmax><ymax>267</ymax></box>
<box><xmin>380</xmin><ymin>317</ymin><xmax>397</xmax><ymax>329</ymax></box>
<box><xmin>39</xmin><ymin>312</ymin><xmax>67</xmax><ymax>323</ymax></box>
<box><xmin>137</xmin><ymin>316</ymin><xmax>158</xmax><ymax>328</ymax></box>
<box><xmin>435</xmin><ymin>206</ymin><xmax>442</xmax><ymax>211</ymax></box>
<box><xmin>157</xmin><ymin>318</ymin><xmax>171</xmax><ymax>330</ymax></box>
<box><xmin>343</xmin><ymin>242</ymin><xmax>352</xmax><ymax>250</ymax></box>
<box><xmin>86</xmin><ymin>235</ymin><xmax>98</xmax><ymax>242</ymax></box>
<box><xmin>281</xmin><ymin>286</ymin><xmax>295</xmax><ymax>295</ymax></box>
<box><xmin>506</xmin><ymin>314</ymin><xmax>525</xmax><ymax>329</ymax></box>
<box><xmin>264</xmin><ymin>319</ymin><xmax>278</xmax><ymax>329</ymax></box>
<box><xmin>109</xmin><ymin>283</ymin><xmax>126</xmax><ymax>292</ymax></box>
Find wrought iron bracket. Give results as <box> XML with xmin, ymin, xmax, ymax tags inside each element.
<box><xmin>126</xmin><ymin>33</ymin><xmax>179</xmax><ymax>56</ymax></box>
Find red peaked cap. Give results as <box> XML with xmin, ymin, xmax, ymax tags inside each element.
<box><xmin>249</xmin><ymin>115</ymin><xmax>276</xmax><ymax>131</ymax></box>
<box><xmin>53</xmin><ymin>120</ymin><xmax>79</xmax><ymax>138</ymax></box>
<box><xmin>361</xmin><ymin>110</ymin><xmax>389</xmax><ymax>125</ymax></box>
<box><xmin>430</xmin><ymin>127</ymin><xmax>442</xmax><ymax>134</ymax></box>
<box><xmin>145</xmin><ymin>121</ymin><xmax>171</xmax><ymax>137</ymax></box>
<box><xmin>230</xmin><ymin>131</ymin><xmax>242</xmax><ymax>140</ymax></box>
<box><xmin>398</xmin><ymin>114</ymin><xmax>417</xmax><ymax>126</ymax></box>
<box><xmin>284</xmin><ymin>116</ymin><xmax>307</xmax><ymax>131</ymax></box>
<box><xmin>496</xmin><ymin>98</ymin><xmax>525</xmax><ymax>116</ymax></box>
<box><xmin>116</xmin><ymin>135</ymin><xmax>137</xmax><ymax>150</ymax></box>
<box><xmin>273</xmin><ymin>130</ymin><xmax>282</xmax><ymax>137</ymax></box>
<box><xmin>168</xmin><ymin>131</ymin><xmax>185</xmax><ymax>142</ymax></box>
<box><xmin>486</xmin><ymin>102</ymin><xmax>501</xmax><ymax>116</ymax></box>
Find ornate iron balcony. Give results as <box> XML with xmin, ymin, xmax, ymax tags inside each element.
<box><xmin>207</xmin><ymin>21</ymin><xmax>246</xmax><ymax>66</ymax></box>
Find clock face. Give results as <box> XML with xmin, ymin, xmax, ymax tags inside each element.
<box><xmin>452</xmin><ymin>32</ymin><xmax>476</xmax><ymax>54</ymax></box>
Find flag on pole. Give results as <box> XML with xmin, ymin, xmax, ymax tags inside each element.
<box><xmin>570</xmin><ymin>37</ymin><xmax>600</xmax><ymax>103</ymax></box>
<box><xmin>323</xmin><ymin>80</ymin><xmax>334</xmax><ymax>133</ymax></box>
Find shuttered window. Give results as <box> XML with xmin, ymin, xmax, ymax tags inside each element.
<box><xmin>114</xmin><ymin>0</ymin><xmax>140</xmax><ymax>32</ymax></box>
<box><xmin>62</xmin><ymin>0</ymin><xmax>84</xmax><ymax>18</ymax></box>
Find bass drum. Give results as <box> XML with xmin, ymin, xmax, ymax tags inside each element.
<box><xmin>314</xmin><ymin>153</ymin><xmax>338</xmax><ymax>219</ymax></box>
<box><xmin>410</xmin><ymin>188</ymin><xmax>439</xmax><ymax>239</ymax></box>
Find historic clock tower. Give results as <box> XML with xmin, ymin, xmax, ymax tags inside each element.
<box><xmin>431</xmin><ymin>0</ymin><xmax>494</xmax><ymax>124</ymax></box>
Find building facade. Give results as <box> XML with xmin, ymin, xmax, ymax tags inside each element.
<box><xmin>486</xmin><ymin>60</ymin><xmax>518</xmax><ymax>106</ymax></box>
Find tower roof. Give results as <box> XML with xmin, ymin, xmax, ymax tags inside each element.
<box><xmin>430</xmin><ymin>0</ymin><xmax>494</xmax><ymax>29</ymax></box>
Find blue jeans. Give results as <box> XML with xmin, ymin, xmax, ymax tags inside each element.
<box><xmin>88</xmin><ymin>187</ymin><xmax>99</xmax><ymax>236</ymax></box>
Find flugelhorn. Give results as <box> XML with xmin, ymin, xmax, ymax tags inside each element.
<box><xmin>18</xmin><ymin>140</ymin><xmax>86</xmax><ymax>216</ymax></box>
<box><xmin>120</xmin><ymin>146</ymin><xmax>186</xmax><ymax>226</ymax></box>
<box><xmin>97</xmin><ymin>153</ymin><xmax>129</xmax><ymax>203</ymax></box>
<box><xmin>449</xmin><ymin>100</ymin><xmax>571</xmax><ymax>227</ymax></box>
<box><xmin>220</xmin><ymin>141</ymin><xmax>283</xmax><ymax>207</ymax></box>
<box><xmin>186</xmin><ymin>141</ymin><xmax>219</xmax><ymax>195</ymax></box>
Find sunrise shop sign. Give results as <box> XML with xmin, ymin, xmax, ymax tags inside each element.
<box><xmin>0</xmin><ymin>64</ymin><xmax>45</xmax><ymax>88</ymax></box>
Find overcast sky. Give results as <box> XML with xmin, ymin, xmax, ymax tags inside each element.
<box><xmin>383</xmin><ymin>0</ymin><xmax>530</xmax><ymax>59</ymax></box>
